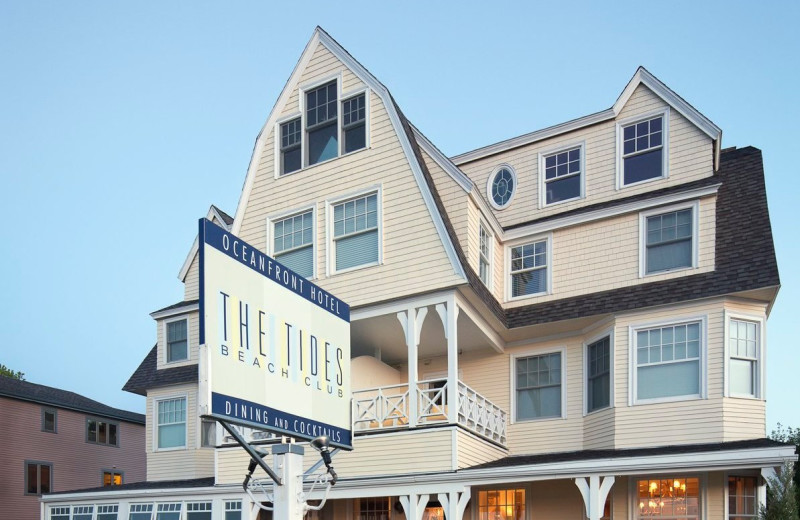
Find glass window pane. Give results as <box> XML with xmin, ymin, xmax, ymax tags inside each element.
<box><xmin>336</xmin><ymin>229</ymin><xmax>378</xmax><ymax>271</ymax></box>
<box><xmin>638</xmin><ymin>360</ymin><xmax>700</xmax><ymax>399</ymax></box>
<box><xmin>308</xmin><ymin>123</ymin><xmax>338</xmax><ymax>165</ymax></box>
<box><xmin>623</xmin><ymin>148</ymin><xmax>663</xmax><ymax>184</ymax></box>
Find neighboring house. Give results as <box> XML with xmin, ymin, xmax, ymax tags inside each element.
<box><xmin>41</xmin><ymin>27</ymin><xmax>797</xmax><ymax>520</ymax></box>
<box><xmin>0</xmin><ymin>376</ymin><xmax>145</xmax><ymax>520</ymax></box>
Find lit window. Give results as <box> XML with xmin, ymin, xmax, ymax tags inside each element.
<box><xmin>273</xmin><ymin>210</ymin><xmax>314</xmax><ymax>278</ymax></box>
<box><xmin>225</xmin><ymin>501</ymin><xmax>242</xmax><ymax>520</ymax></box>
<box><xmin>306</xmin><ymin>81</ymin><xmax>338</xmax><ymax>165</ymax></box>
<box><xmin>42</xmin><ymin>408</ymin><xmax>57</xmax><ymax>433</ymax></box>
<box><xmin>166</xmin><ymin>319</ymin><xmax>188</xmax><ymax>362</ymax></box>
<box><xmin>488</xmin><ymin>166</ymin><xmax>516</xmax><ymax>209</ymax></box>
<box><xmin>97</xmin><ymin>505</ymin><xmax>119</xmax><ymax>520</ymax></box>
<box><xmin>729</xmin><ymin>476</ymin><xmax>758</xmax><ymax>519</ymax></box>
<box><xmin>87</xmin><ymin>418</ymin><xmax>119</xmax><ymax>446</ymax></box>
<box><xmin>587</xmin><ymin>336</ymin><xmax>611</xmax><ymax>413</ymax></box>
<box><xmin>516</xmin><ymin>352</ymin><xmax>562</xmax><ymax>420</ymax></box>
<box><xmin>157</xmin><ymin>397</ymin><xmax>186</xmax><ymax>449</ymax></box>
<box><xmin>103</xmin><ymin>470</ymin><xmax>123</xmax><ymax>486</ymax></box>
<box><xmin>635</xmin><ymin>322</ymin><xmax>702</xmax><ymax>401</ymax></box>
<box><xmin>542</xmin><ymin>146</ymin><xmax>582</xmax><ymax>205</ymax></box>
<box><xmin>477</xmin><ymin>489</ymin><xmax>525</xmax><ymax>520</ymax></box>
<box><xmin>342</xmin><ymin>93</ymin><xmax>366</xmax><ymax>154</ymax></box>
<box><xmin>129</xmin><ymin>504</ymin><xmax>154</xmax><ymax>520</ymax></box>
<box><xmin>510</xmin><ymin>239</ymin><xmax>548</xmax><ymax>297</ymax></box>
<box><xmin>332</xmin><ymin>192</ymin><xmax>379</xmax><ymax>272</ymax></box>
<box><xmin>156</xmin><ymin>503</ymin><xmax>181</xmax><ymax>520</ymax></box>
<box><xmin>280</xmin><ymin>118</ymin><xmax>302</xmax><ymax>175</ymax></box>
<box><xmin>25</xmin><ymin>461</ymin><xmax>51</xmax><ymax>495</ymax></box>
<box><xmin>729</xmin><ymin>319</ymin><xmax>759</xmax><ymax>397</ymax></box>
<box><xmin>359</xmin><ymin>497</ymin><xmax>390</xmax><ymax>520</ymax></box>
<box><xmin>479</xmin><ymin>223</ymin><xmax>491</xmax><ymax>287</ymax></box>
<box><xmin>644</xmin><ymin>208</ymin><xmax>694</xmax><ymax>274</ymax></box>
<box><xmin>621</xmin><ymin>115</ymin><xmax>665</xmax><ymax>186</ymax></box>
<box><xmin>73</xmin><ymin>506</ymin><xmax>94</xmax><ymax>520</ymax></box>
<box><xmin>636</xmin><ymin>477</ymin><xmax>699</xmax><ymax>519</ymax></box>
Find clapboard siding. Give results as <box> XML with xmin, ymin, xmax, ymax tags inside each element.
<box><xmin>456</xmin><ymin>429</ymin><xmax>507</xmax><ymax>469</ymax></box>
<box><xmin>145</xmin><ymin>384</ymin><xmax>213</xmax><ymax>481</ymax></box>
<box><xmin>456</xmin><ymin>85</ymin><xmax>714</xmax><ymax>229</ymax></box>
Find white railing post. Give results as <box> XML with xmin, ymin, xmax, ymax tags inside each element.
<box><xmin>436</xmin><ymin>299</ymin><xmax>459</xmax><ymax>424</ymax></box>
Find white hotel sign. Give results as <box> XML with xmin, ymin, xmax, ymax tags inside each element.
<box><xmin>198</xmin><ymin>219</ymin><xmax>352</xmax><ymax>449</ymax></box>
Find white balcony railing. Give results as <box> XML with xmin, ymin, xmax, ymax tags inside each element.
<box><xmin>352</xmin><ymin>379</ymin><xmax>507</xmax><ymax>446</ymax></box>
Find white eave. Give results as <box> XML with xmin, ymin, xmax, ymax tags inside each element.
<box><xmin>177</xmin><ymin>206</ymin><xmax>233</xmax><ymax>282</ymax></box>
<box><xmin>451</xmin><ymin>67</ymin><xmax>722</xmax><ymax>170</ymax></box>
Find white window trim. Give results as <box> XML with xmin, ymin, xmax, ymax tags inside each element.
<box><xmin>486</xmin><ymin>163</ymin><xmax>518</xmax><ymax>210</ymax></box>
<box><xmin>723</xmin><ymin>310</ymin><xmax>766</xmax><ymax>400</ymax></box>
<box><xmin>340</xmin><ymin>87</ymin><xmax>371</xmax><ymax>156</ymax></box>
<box><xmin>628</xmin><ymin>473</ymin><xmax>707</xmax><ymax>520</ymax></box>
<box><xmin>615</xmin><ymin>107</ymin><xmax>670</xmax><ymax>190</ymax></box>
<box><xmin>505</xmin><ymin>233</ymin><xmax>553</xmax><ymax>302</ymax></box>
<box><xmin>265</xmin><ymin>204</ymin><xmax>317</xmax><ymax>280</ymax></box>
<box><xmin>509</xmin><ymin>346</ymin><xmax>568</xmax><ymax>423</ymax></box>
<box><xmin>478</xmin><ymin>221</ymin><xmax>494</xmax><ymax>291</ymax></box>
<box><xmin>723</xmin><ymin>470</ymin><xmax>762</xmax><ymax>520</ymax></box>
<box><xmin>154</xmin><ymin>394</ymin><xmax>189</xmax><ymax>452</ymax></box>
<box><xmin>163</xmin><ymin>316</ymin><xmax>190</xmax><ymax>365</ymax></box>
<box><xmin>538</xmin><ymin>140</ymin><xmax>586</xmax><ymax>208</ymax></box>
<box><xmin>583</xmin><ymin>327</ymin><xmax>615</xmax><ymax>416</ymax></box>
<box><xmin>325</xmin><ymin>185</ymin><xmax>383</xmax><ymax>276</ymax></box>
<box><xmin>638</xmin><ymin>200</ymin><xmax>700</xmax><ymax>278</ymax></box>
<box><xmin>274</xmin><ymin>112</ymin><xmax>302</xmax><ymax>179</ymax></box>
<box><xmin>628</xmin><ymin>314</ymin><xmax>708</xmax><ymax>406</ymax></box>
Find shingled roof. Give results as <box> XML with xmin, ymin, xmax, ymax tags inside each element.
<box><xmin>0</xmin><ymin>376</ymin><xmax>145</xmax><ymax>424</ymax></box>
<box><xmin>122</xmin><ymin>345</ymin><xmax>198</xmax><ymax>396</ymax></box>
<box><xmin>46</xmin><ymin>477</ymin><xmax>215</xmax><ymax>495</ymax></box>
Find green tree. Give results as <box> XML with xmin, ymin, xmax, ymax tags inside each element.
<box><xmin>0</xmin><ymin>363</ymin><xmax>25</xmax><ymax>380</ymax></box>
<box><xmin>760</xmin><ymin>462</ymin><xmax>799</xmax><ymax>520</ymax></box>
<box><xmin>771</xmin><ymin>424</ymin><xmax>800</xmax><ymax>509</ymax></box>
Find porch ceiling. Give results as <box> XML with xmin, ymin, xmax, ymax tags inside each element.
<box><xmin>351</xmin><ymin>307</ymin><xmax>493</xmax><ymax>365</ymax></box>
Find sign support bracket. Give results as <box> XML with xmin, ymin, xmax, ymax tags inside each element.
<box><xmin>217</xmin><ymin>419</ymin><xmax>283</xmax><ymax>485</ymax></box>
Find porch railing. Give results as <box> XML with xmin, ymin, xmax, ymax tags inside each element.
<box><xmin>352</xmin><ymin>379</ymin><xmax>507</xmax><ymax>446</ymax></box>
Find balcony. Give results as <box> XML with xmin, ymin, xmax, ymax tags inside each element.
<box><xmin>352</xmin><ymin>378</ymin><xmax>507</xmax><ymax>446</ymax></box>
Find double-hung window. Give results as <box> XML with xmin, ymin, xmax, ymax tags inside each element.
<box><xmin>73</xmin><ymin>506</ymin><xmax>94</xmax><ymax>520</ymax></box>
<box><xmin>728</xmin><ymin>318</ymin><xmax>760</xmax><ymax>397</ymax></box>
<box><xmin>97</xmin><ymin>505</ymin><xmax>119</xmax><ymax>520</ymax></box>
<box><xmin>157</xmin><ymin>397</ymin><xmax>186</xmax><ymax>449</ymax></box>
<box><xmin>225</xmin><ymin>501</ymin><xmax>243</xmax><ymax>520</ymax></box>
<box><xmin>586</xmin><ymin>336</ymin><xmax>611</xmax><ymax>413</ymax></box>
<box><xmin>280</xmin><ymin>118</ymin><xmax>302</xmax><ymax>175</ymax></box>
<box><xmin>541</xmin><ymin>145</ymin><xmax>583</xmax><ymax>205</ymax></box>
<box><xmin>641</xmin><ymin>205</ymin><xmax>696</xmax><ymax>276</ymax></box>
<box><xmin>634</xmin><ymin>320</ymin><xmax>703</xmax><ymax>402</ymax></box>
<box><xmin>306</xmin><ymin>81</ymin><xmax>338</xmax><ymax>166</ymax></box>
<box><xmin>620</xmin><ymin>112</ymin><xmax>667</xmax><ymax>186</ymax></box>
<box><xmin>187</xmin><ymin>502</ymin><xmax>212</xmax><ymax>520</ymax></box>
<box><xmin>342</xmin><ymin>93</ymin><xmax>366</xmax><ymax>154</ymax></box>
<box><xmin>515</xmin><ymin>351</ymin><xmax>563</xmax><ymax>420</ymax></box>
<box><xmin>103</xmin><ymin>470</ymin><xmax>123</xmax><ymax>486</ymax></box>
<box><xmin>273</xmin><ymin>210</ymin><xmax>314</xmax><ymax>278</ymax></box>
<box><xmin>332</xmin><ymin>192</ymin><xmax>379</xmax><ymax>272</ymax></box>
<box><xmin>510</xmin><ymin>238</ymin><xmax>548</xmax><ymax>298</ymax></box>
<box><xmin>479</xmin><ymin>223</ymin><xmax>491</xmax><ymax>287</ymax></box>
<box><xmin>156</xmin><ymin>503</ymin><xmax>181</xmax><ymax>520</ymax></box>
<box><xmin>166</xmin><ymin>318</ymin><xmax>188</xmax><ymax>362</ymax></box>
<box><xmin>42</xmin><ymin>407</ymin><xmax>57</xmax><ymax>433</ymax></box>
<box><xmin>129</xmin><ymin>504</ymin><xmax>154</xmax><ymax>520</ymax></box>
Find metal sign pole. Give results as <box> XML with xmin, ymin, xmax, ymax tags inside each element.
<box><xmin>272</xmin><ymin>444</ymin><xmax>305</xmax><ymax>520</ymax></box>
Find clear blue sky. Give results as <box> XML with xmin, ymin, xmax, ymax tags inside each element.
<box><xmin>1</xmin><ymin>1</ymin><xmax>797</xmax><ymax>431</ymax></box>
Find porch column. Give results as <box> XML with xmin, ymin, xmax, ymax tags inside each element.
<box><xmin>399</xmin><ymin>493</ymin><xmax>430</xmax><ymax>520</ymax></box>
<box><xmin>436</xmin><ymin>299</ymin><xmax>459</xmax><ymax>424</ymax></box>
<box><xmin>575</xmin><ymin>475</ymin><xmax>615</xmax><ymax>520</ymax></box>
<box><xmin>398</xmin><ymin>307</ymin><xmax>428</xmax><ymax>427</ymax></box>
<box><xmin>438</xmin><ymin>488</ymin><xmax>471</xmax><ymax>520</ymax></box>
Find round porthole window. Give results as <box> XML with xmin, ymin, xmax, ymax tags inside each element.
<box><xmin>487</xmin><ymin>165</ymin><xmax>517</xmax><ymax>210</ymax></box>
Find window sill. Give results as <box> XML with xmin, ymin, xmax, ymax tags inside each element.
<box><xmin>584</xmin><ymin>405</ymin><xmax>613</xmax><ymax>417</ymax></box>
<box><xmin>507</xmin><ymin>290</ymin><xmax>549</xmax><ymax>303</ymax></box>
<box><xmin>278</xmin><ymin>146</ymin><xmax>370</xmax><ymax>179</ymax></box>
<box><xmin>512</xmin><ymin>414</ymin><xmax>566</xmax><ymax>424</ymax></box>
<box><xmin>542</xmin><ymin>194</ymin><xmax>584</xmax><ymax>208</ymax></box>
<box><xmin>619</xmin><ymin>173</ymin><xmax>667</xmax><ymax>190</ymax></box>
<box><xmin>633</xmin><ymin>393</ymin><xmax>702</xmax><ymax>406</ymax></box>
<box><xmin>727</xmin><ymin>393</ymin><xmax>761</xmax><ymax>401</ymax></box>
<box><xmin>331</xmin><ymin>260</ymin><xmax>381</xmax><ymax>276</ymax></box>
<box><xmin>155</xmin><ymin>446</ymin><xmax>187</xmax><ymax>452</ymax></box>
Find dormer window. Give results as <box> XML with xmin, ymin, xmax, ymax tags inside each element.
<box><xmin>306</xmin><ymin>81</ymin><xmax>338</xmax><ymax>166</ymax></box>
<box><xmin>540</xmin><ymin>144</ymin><xmax>584</xmax><ymax>206</ymax></box>
<box><xmin>617</xmin><ymin>109</ymin><xmax>669</xmax><ymax>187</ymax></box>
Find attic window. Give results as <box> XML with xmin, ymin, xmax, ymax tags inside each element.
<box><xmin>617</xmin><ymin>109</ymin><xmax>669</xmax><ymax>187</ymax></box>
<box><xmin>488</xmin><ymin>165</ymin><xmax>517</xmax><ymax>210</ymax></box>
<box><xmin>306</xmin><ymin>81</ymin><xmax>338</xmax><ymax>166</ymax></box>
